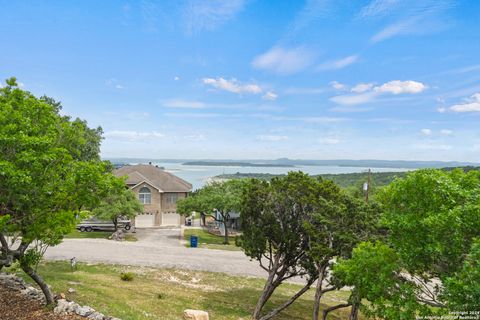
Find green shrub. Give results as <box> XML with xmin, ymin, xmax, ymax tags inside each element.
<box><xmin>120</xmin><ymin>272</ymin><xmax>134</xmax><ymax>281</ymax></box>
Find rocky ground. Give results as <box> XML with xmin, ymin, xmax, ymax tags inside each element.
<box><xmin>0</xmin><ymin>273</ymin><xmax>119</xmax><ymax>320</ymax></box>
<box><xmin>0</xmin><ymin>285</ymin><xmax>82</xmax><ymax>320</ymax></box>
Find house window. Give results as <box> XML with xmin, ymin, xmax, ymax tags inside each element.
<box><xmin>166</xmin><ymin>193</ymin><xmax>178</xmax><ymax>204</ymax></box>
<box><xmin>139</xmin><ymin>187</ymin><xmax>151</xmax><ymax>204</ymax></box>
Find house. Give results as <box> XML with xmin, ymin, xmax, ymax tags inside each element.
<box><xmin>114</xmin><ymin>164</ymin><xmax>192</xmax><ymax>228</ymax></box>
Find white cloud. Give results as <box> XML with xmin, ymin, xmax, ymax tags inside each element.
<box><xmin>257</xmin><ymin>135</ymin><xmax>288</xmax><ymax>142</ymax></box>
<box><xmin>420</xmin><ymin>128</ymin><xmax>432</xmax><ymax>136</ymax></box>
<box><xmin>437</xmin><ymin>107</ymin><xmax>447</xmax><ymax>113</ymax></box>
<box><xmin>105</xmin><ymin>130</ymin><xmax>165</xmax><ymax>141</ymax></box>
<box><xmin>317</xmin><ymin>55</ymin><xmax>358</xmax><ymax>71</ymax></box>
<box><xmin>330</xmin><ymin>91</ymin><xmax>378</xmax><ymax>106</ymax></box>
<box><xmin>174</xmin><ymin>76</ymin><xmax>180</xmax><ymax>81</ymax></box>
<box><xmin>184</xmin><ymin>134</ymin><xmax>205</xmax><ymax>141</ymax></box>
<box><xmin>331</xmin><ymin>80</ymin><xmax>427</xmax><ymax>105</ymax></box>
<box><xmin>262</xmin><ymin>91</ymin><xmax>278</xmax><ymax>101</ymax></box>
<box><xmin>318</xmin><ymin>137</ymin><xmax>340</xmax><ymax>145</ymax></box>
<box><xmin>330</xmin><ymin>81</ymin><xmax>347</xmax><ymax>90</ymax></box>
<box><xmin>252</xmin><ymin>46</ymin><xmax>315</xmax><ymax>74</ymax></box>
<box><xmin>351</xmin><ymin>83</ymin><xmax>375</xmax><ymax>93</ymax></box>
<box><xmin>449</xmin><ymin>93</ymin><xmax>480</xmax><ymax>112</ymax></box>
<box><xmin>183</xmin><ymin>0</ymin><xmax>245</xmax><ymax>34</ymax></box>
<box><xmin>374</xmin><ymin>80</ymin><xmax>426</xmax><ymax>94</ymax></box>
<box><xmin>440</xmin><ymin>129</ymin><xmax>453</xmax><ymax>135</ymax></box>
<box><xmin>162</xmin><ymin>99</ymin><xmax>206</xmax><ymax>109</ymax></box>
<box><xmin>203</xmin><ymin>77</ymin><xmax>262</xmax><ymax>95</ymax></box>
<box><xmin>284</xmin><ymin>87</ymin><xmax>326</xmax><ymax>95</ymax></box>
<box><xmin>105</xmin><ymin>78</ymin><xmax>125</xmax><ymax>90</ymax></box>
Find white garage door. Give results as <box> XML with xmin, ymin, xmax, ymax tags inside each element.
<box><xmin>135</xmin><ymin>213</ymin><xmax>155</xmax><ymax>228</ymax></box>
<box><xmin>162</xmin><ymin>212</ymin><xmax>180</xmax><ymax>226</ymax></box>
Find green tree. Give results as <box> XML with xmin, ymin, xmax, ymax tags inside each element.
<box><xmin>91</xmin><ymin>187</ymin><xmax>143</xmax><ymax>230</ymax></box>
<box><xmin>0</xmin><ymin>78</ymin><xmax>126</xmax><ymax>304</ymax></box>
<box><xmin>333</xmin><ymin>169</ymin><xmax>480</xmax><ymax>318</ymax></box>
<box><xmin>442</xmin><ymin>238</ymin><xmax>480</xmax><ymax>311</ymax></box>
<box><xmin>177</xmin><ymin>179</ymin><xmax>244</xmax><ymax>244</ymax></box>
<box><xmin>238</xmin><ymin>172</ymin><xmax>320</xmax><ymax>320</ymax></box>
<box><xmin>333</xmin><ymin>241</ymin><xmax>431</xmax><ymax>320</ymax></box>
<box><xmin>305</xmin><ymin>185</ymin><xmax>382</xmax><ymax>320</ymax></box>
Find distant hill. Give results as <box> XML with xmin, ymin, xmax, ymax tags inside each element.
<box><xmin>105</xmin><ymin>158</ymin><xmax>479</xmax><ymax>169</ymax></box>
<box><xmin>182</xmin><ymin>161</ymin><xmax>295</xmax><ymax>168</ymax></box>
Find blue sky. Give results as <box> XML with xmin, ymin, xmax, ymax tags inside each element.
<box><xmin>1</xmin><ymin>0</ymin><xmax>479</xmax><ymax>161</ymax></box>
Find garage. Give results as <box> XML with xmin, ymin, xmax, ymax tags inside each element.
<box><xmin>162</xmin><ymin>212</ymin><xmax>180</xmax><ymax>226</ymax></box>
<box><xmin>135</xmin><ymin>213</ymin><xmax>156</xmax><ymax>228</ymax></box>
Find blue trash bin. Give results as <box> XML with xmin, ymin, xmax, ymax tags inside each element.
<box><xmin>190</xmin><ymin>235</ymin><xmax>198</xmax><ymax>248</ymax></box>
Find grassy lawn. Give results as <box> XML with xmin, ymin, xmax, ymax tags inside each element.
<box><xmin>183</xmin><ymin>228</ymin><xmax>240</xmax><ymax>250</ymax></box>
<box><xmin>18</xmin><ymin>261</ymin><xmax>354</xmax><ymax>320</ymax></box>
<box><xmin>65</xmin><ymin>230</ymin><xmax>137</xmax><ymax>242</ymax></box>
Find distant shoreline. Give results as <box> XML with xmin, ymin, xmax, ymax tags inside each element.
<box><xmin>182</xmin><ymin>161</ymin><xmax>296</xmax><ymax>168</ymax></box>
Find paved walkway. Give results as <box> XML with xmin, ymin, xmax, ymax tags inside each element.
<box><xmin>44</xmin><ymin>228</ymin><xmax>270</xmax><ymax>279</ymax></box>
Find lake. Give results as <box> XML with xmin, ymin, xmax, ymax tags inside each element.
<box><xmin>154</xmin><ymin>162</ymin><xmax>412</xmax><ymax>190</ymax></box>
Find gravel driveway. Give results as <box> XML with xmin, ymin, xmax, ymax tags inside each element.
<box><xmin>44</xmin><ymin>228</ymin><xmax>271</xmax><ymax>279</ymax></box>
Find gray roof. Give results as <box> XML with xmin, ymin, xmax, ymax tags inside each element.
<box><xmin>114</xmin><ymin>164</ymin><xmax>192</xmax><ymax>193</ymax></box>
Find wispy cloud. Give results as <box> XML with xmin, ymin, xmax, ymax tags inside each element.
<box><xmin>365</xmin><ymin>0</ymin><xmax>456</xmax><ymax>43</ymax></box>
<box><xmin>252</xmin><ymin>46</ymin><xmax>316</xmax><ymax>75</ymax></box>
<box><xmin>331</xmin><ymin>80</ymin><xmax>427</xmax><ymax>105</ymax></box>
<box><xmin>284</xmin><ymin>86</ymin><xmax>326</xmax><ymax>95</ymax></box>
<box><xmin>358</xmin><ymin>0</ymin><xmax>402</xmax><ymax>19</ymax></box>
<box><xmin>413</xmin><ymin>143</ymin><xmax>452</xmax><ymax>151</ymax></box>
<box><xmin>257</xmin><ymin>135</ymin><xmax>289</xmax><ymax>142</ymax></box>
<box><xmin>420</xmin><ymin>128</ymin><xmax>432</xmax><ymax>136</ymax></box>
<box><xmin>105</xmin><ymin>78</ymin><xmax>126</xmax><ymax>90</ymax></box>
<box><xmin>105</xmin><ymin>130</ymin><xmax>165</xmax><ymax>141</ymax></box>
<box><xmin>286</xmin><ymin>0</ymin><xmax>334</xmax><ymax>35</ymax></box>
<box><xmin>183</xmin><ymin>0</ymin><xmax>245</xmax><ymax>34</ymax></box>
<box><xmin>184</xmin><ymin>134</ymin><xmax>206</xmax><ymax>141</ymax></box>
<box><xmin>162</xmin><ymin>99</ymin><xmax>206</xmax><ymax>109</ymax></box>
<box><xmin>203</xmin><ymin>77</ymin><xmax>262</xmax><ymax>95</ymax></box>
<box><xmin>317</xmin><ymin>55</ymin><xmax>358</xmax><ymax>71</ymax></box>
<box><xmin>371</xmin><ymin>18</ymin><xmax>418</xmax><ymax>42</ymax></box>
<box><xmin>351</xmin><ymin>83</ymin><xmax>375</xmax><ymax>93</ymax></box>
<box><xmin>262</xmin><ymin>91</ymin><xmax>278</xmax><ymax>101</ymax></box>
<box><xmin>330</xmin><ymin>81</ymin><xmax>347</xmax><ymax>90</ymax></box>
<box><xmin>164</xmin><ymin>112</ymin><xmax>223</xmax><ymax>118</ymax></box>
<box><xmin>318</xmin><ymin>137</ymin><xmax>340</xmax><ymax>144</ymax></box>
<box><xmin>330</xmin><ymin>91</ymin><xmax>378</xmax><ymax>106</ymax></box>
<box><xmin>448</xmin><ymin>93</ymin><xmax>480</xmax><ymax>112</ymax></box>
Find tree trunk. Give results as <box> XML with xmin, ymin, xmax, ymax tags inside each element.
<box><xmin>349</xmin><ymin>303</ymin><xmax>359</xmax><ymax>320</ymax></box>
<box><xmin>21</xmin><ymin>264</ymin><xmax>54</xmax><ymax>305</ymax></box>
<box><xmin>259</xmin><ymin>280</ymin><xmax>313</xmax><ymax>320</ymax></box>
<box><xmin>322</xmin><ymin>303</ymin><xmax>351</xmax><ymax>320</ymax></box>
<box><xmin>252</xmin><ymin>255</ymin><xmax>283</xmax><ymax>319</ymax></box>
<box><xmin>221</xmin><ymin>212</ymin><xmax>229</xmax><ymax>244</ymax></box>
<box><xmin>313</xmin><ymin>268</ymin><xmax>325</xmax><ymax>320</ymax></box>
